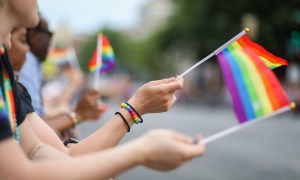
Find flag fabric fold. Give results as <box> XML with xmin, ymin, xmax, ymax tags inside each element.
<box><xmin>216</xmin><ymin>34</ymin><xmax>289</xmax><ymax>123</ymax></box>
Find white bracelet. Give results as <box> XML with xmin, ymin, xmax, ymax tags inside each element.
<box><xmin>67</xmin><ymin>111</ymin><xmax>78</xmax><ymax>126</ymax></box>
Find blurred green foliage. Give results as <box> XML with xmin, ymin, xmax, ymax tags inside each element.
<box><xmin>79</xmin><ymin>0</ymin><xmax>295</xmax><ymax>79</ymax></box>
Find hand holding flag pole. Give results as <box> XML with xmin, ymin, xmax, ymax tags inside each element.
<box><xmin>88</xmin><ymin>33</ymin><xmax>116</xmax><ymax>109</ymax></box>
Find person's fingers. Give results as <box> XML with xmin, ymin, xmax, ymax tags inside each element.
<box><xmin>160</xmin><ymin>78</ymin><xmax>183</xmax><ymax>93</ymax></box>
<box><xmin>171</xmin><ymin>133</ymin><xmax>206</xmax><ymax>159</ymax></box>
<box><xmin>148</xmin><ymin>77</ymin><xmax>176</xmax><ymax>86</ymax></box>
<box><xmin>87</xmin><ymin>89</ymin><xmax>101</xmax><ymax>98</ymax></box>
<box><xmin>194</xmin><ymin>134</ymin><xmax>203</xmax><ymax>142</ymax></box>
<box><xmin>181</xmin><ymin>143</ymin><xmax>206</xmax><ymax>159</ymax></box>
<box><xmin>173</xmin><ymin>132</ymin><xmax>193</xmax><ymax>144</ymax></box>
<box><xmin>192</xmin><ymin>134</ymin><xmax>203</xmax><ymax>144</ymax></box>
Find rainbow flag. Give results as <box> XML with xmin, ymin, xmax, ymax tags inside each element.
<box><xmin>216</xmin><ymin>34</ymin><xmax>289</xmax><ymax>123</ymax></box>
<box><xmin>47</xmin><ymin>48</ymin><xmax>72</xmax><ymax>66</ymax></box>
<box><xmin>89</xmin><ymin>34</ymin><xmax>115</xmax><ymax>73</ymax></box>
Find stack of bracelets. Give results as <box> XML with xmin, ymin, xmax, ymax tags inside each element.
<box><xmin>115</xmin><ymin>102</ymin><xmax>143</xmax><ymax>132</ymax></box>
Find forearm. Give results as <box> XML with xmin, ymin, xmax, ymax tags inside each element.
<box><xmin>68</xmin><ymin>108</ymin><xmax>135</xmax><ymax>155</ymax></box>
<box><xmin>29</xmin><ymin>143</ymin><xmax>139</xmax><ymax>180</ymax></box>
<box><xmin>43</xmin><ymin>113</ymin><xmax>75</xmax><ymax>133</ymax></box>
<box><xmin>2</xmin><ymin>138</ymin><xmax>141</xmax><ymax>180</ymax></box>
<box><xmin>29</xmin><ymin>143</ymin><xmax>72</xmax><ymax>161</ymax></box>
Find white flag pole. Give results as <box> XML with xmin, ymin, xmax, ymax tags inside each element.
<box><xmin>68</xmin><ymin>47</ymin><xmax>81</xmax><ymax>70</ymax></box>
<box><xmin>94</xmin><ymin>34</ymin><xmax>102</xmax><ymax>90</ymax></box>
<box><xmin>179</xmin><ymin>28</ymin><xmax>249</xmax><ymax>77</ymax></box>
<box><xmin>198</xmin><ymin>103</ymin><xmax>295</xmax><ymax>145</ymax></box>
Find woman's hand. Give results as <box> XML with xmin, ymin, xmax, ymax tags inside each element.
<box><xmin>130</xmin><ymin>129</ymin><xmax>205</xmax><ymax>171</ymax></box>
<box><xmin>128</xmin><ymin>76</ymin><xmax>184</xmax><ymax>115</ymax></box>
<box><xmin>75</xmin><ymin>90</ymin><xmax>107</xmax><ymax>122</ymax></box>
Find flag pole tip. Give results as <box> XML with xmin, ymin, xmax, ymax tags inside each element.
<box><xmin>290</xmin><ymin>102</ymin><xmax>296</xmax><ymax>109</ymax></box>
<box><xmin>245</xmin><ymin>28</ymin><xmax>250</xmax><ymax>32</ymax></box>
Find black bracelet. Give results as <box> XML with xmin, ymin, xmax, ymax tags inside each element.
<box><xmin>63</xmin><ymin>138</ymin><xmax>80</xmax><ymax>147</ymax></box>
<box><xmin>125</xmin><ymin>102</ymin><xmax>143</xmax><ymax>123</ymax></box>
<box><xmin>115</xmin><ymin>112</ymin><xmax>130</xmax><ymax>132</ymax></box>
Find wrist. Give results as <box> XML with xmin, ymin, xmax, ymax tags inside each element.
<box><xmin>125</xmin><ymin>138</ymin><xmax>147</xmax><ymax>166</ymax></box>
<box><xmin>127</xmin><ymin>98</ymin><xmax>144</xmax><ymax>116</ymax></box>
<box><xmin>66</xmin><ymin>111</ymin><xmax>80</xmax><ymax>127</ymax></box>
<box><xmin>120</xmin><ymin>102</ymin><xmax>143</xmax><ymax>124</ymax></box>
<box><xmin>73</xmin><ymin>110</ymin><xmax>83</xmax><ymax>122</ymax></box>
<box><xmin>119</xmin><ymin>108</ymin><xmax>135</xmax><ymax>125</ymax></box>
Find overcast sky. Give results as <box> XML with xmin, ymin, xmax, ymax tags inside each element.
<box><xmin>38</xmin><ymin>0</ymin><xmax>149</xmax><ymax>34</ymax></box>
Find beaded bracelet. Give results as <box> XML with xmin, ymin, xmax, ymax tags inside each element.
<box><xmin>120</xmin><ymin>102</ymin><xmax>143</xmax><ymax>124</ymax></box>
<box><xmin>115</xmin><ymin>112</ymin><xmax>130</xmax><ymax>132</ymax></box>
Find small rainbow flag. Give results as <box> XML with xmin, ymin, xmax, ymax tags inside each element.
<box><xmin>216</xmin><ymin>33</ymin><xmax>289</xmax><ymax>123</ymax></box>
<box><xmin>89</xmin><ymin>34</ymin><xmax>115</xmax><ymax>73</ymax></box>
<box><xmin>47</xmin><ymin>48</ymin><xmax>73</xmax><ymax>66</ymax></box>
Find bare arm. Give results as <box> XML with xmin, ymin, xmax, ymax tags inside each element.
<box><xmin>30</xmin><ymin>77</ymin><xmax>184</xmax><ymax>156</ymax></box>
<box><xmin>1</xmin><ymin>118</ymin><xmax>205</xmax><ymax>179</ymax></box>
<box><xmin>43</xmin><ymin>90</ymin><xmax>106</xmax><ymax>133</ymax></box>
<box><xmin>68</xmin><ymin>77</ymin><xmax>185</xmax><ymax>155</ymax></box>
<box><xmin>0</xmin><ymin>136</ymin><xmax>139</xmax><ymax>180</ymax></box>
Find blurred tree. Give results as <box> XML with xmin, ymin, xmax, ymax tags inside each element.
<box><xmin>288</xmin><ymin>0</ymin><xmax>300</xmax><ymax>64</ymax></box>
<box><xmin>154</xmin><ymin>0</ymin><xmax>294</xmax><ymax>80</ymax></box>
<box><xmin>78</xmin><ymin>0</ymin><xmax>294</xmax><ymax>80</ymax></box>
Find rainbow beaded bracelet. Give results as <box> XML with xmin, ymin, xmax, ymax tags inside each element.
<box><xmin>120</xmin><ymin>103</ymin><xmax>143</xmax><ymax>124</ymax></box>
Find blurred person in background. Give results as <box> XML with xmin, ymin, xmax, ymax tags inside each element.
<box><xmin>18</xmin><ymin>14</ymin><xmax>107</xmax><ymax>142</ymax></box>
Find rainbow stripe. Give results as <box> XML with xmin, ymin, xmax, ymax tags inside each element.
<box><xmin>216</xmin><ymin>34</ymin><xmax>289</xmax><ymax>123</ymax></box>
<box><xmin>2</xmin><ymin>69</ymin><xmax>18</xmax><ymax>137</ymax></box>
<box><xmin>89</xmin><ymin>34</ymin><xmax>116</xmax><ymax>73</ymax></box>
<box><xmin>0</xmin><ymin>89</ymin><xmax>8</xmax><ymax>121</ymax></box>
<box><xmin>237</xmin><ymin>35</ymin><xmax>288</xmax><ymax>69</ymax></box>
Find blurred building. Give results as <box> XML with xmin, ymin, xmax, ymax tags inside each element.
<box><xmin>127</xmin><ymin>0</ymin><xmax>174</xmax><ymax>39</ymax></box>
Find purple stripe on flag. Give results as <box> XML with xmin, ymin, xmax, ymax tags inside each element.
<box><xmin>217</xmin><ymin>52</ymin><xmax>247</xmax><ymax>123</ymax></box>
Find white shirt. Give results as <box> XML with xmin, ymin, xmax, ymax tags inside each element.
<box><xmin>19</xmin><ymin>51</ymin><xmax>44</xmax><ymax>116</ymax></box>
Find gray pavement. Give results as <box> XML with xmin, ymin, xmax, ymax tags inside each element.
<box><xmin>79</xmin><ymin>103</ymin><xmax>300</xmax><ymax>180</ymax></box>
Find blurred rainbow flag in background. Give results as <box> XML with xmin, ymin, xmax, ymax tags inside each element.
<box><xmin>47</xmin><ymin>47</ymin><xmax>80</xmax><ymax>68</ymax></box>
<box><xmin>89</xmin><ymin>33</ymin><xmax>116</xmax><ymax>74</ymax></box>
<box><xmin>216</xmin><ymin>33</ymin><xmax>289</xmax><ymax>123</ymax></box>
<box><xmin>47</xmin><ymin>48</ymin><xmax>72</xmax><ymax>66</ymax></box>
